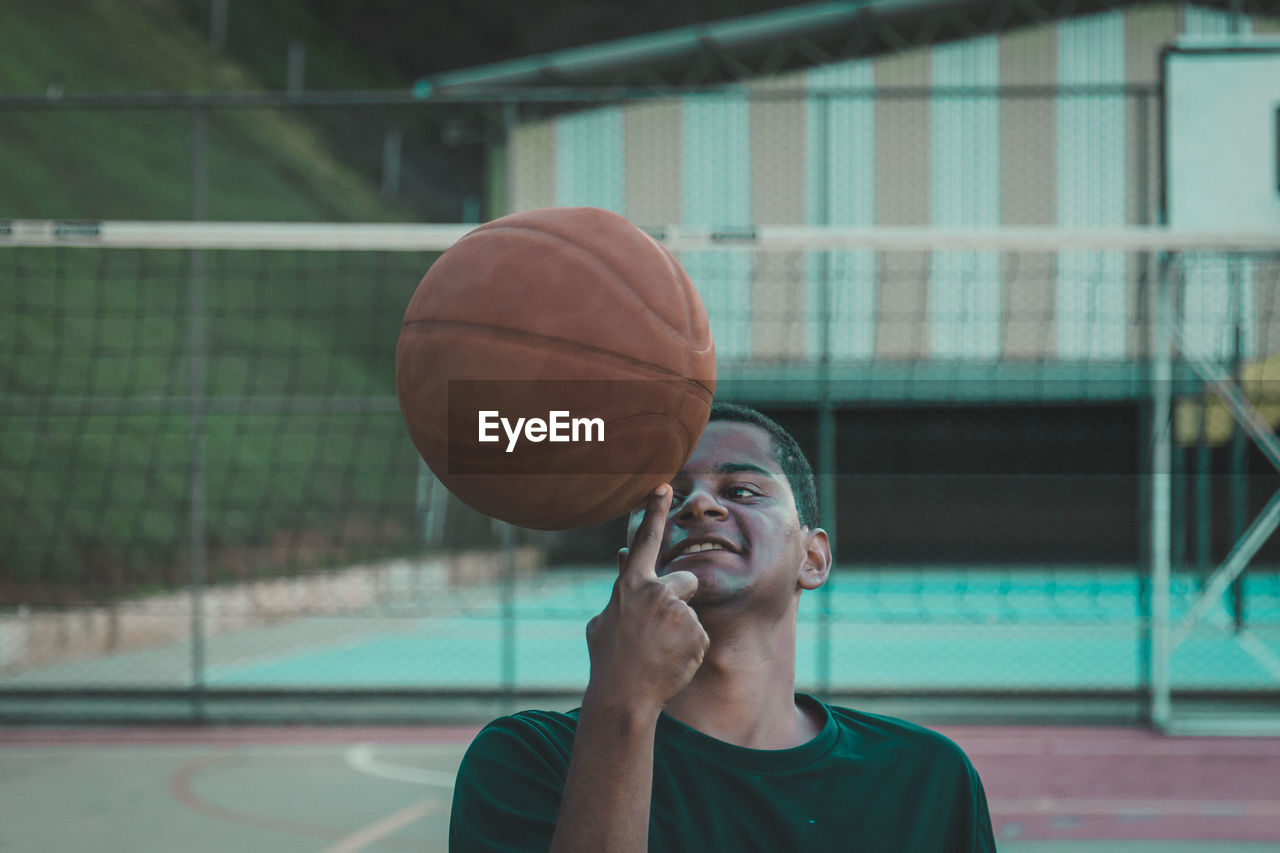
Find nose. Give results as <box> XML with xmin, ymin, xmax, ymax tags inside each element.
<box><xmin>674</xmin><ymin>483</ymin><xmax>727</xmax><ymax>525</ymax></box>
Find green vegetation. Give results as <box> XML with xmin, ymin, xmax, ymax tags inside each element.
<box><xmin>0</xmin><ymin>245</ymin><xmax>433</xmax><ymax>602</ymax></box>
<box><xmin>0</xmin><ymin>2</ymin><xmax>440</xmax><ymax>601</ymax></box>
<box><xmin>0</xmin><ymin>0</ymin><xmax>414</xmax><ymax>221</ymax></box>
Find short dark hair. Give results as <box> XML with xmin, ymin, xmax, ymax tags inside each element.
<box><xmin>707</xmin><ymin>402</ymin><xmax>819</xmax><ymax>529</ymax></box>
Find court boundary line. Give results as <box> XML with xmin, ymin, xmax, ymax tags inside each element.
<box><xmin>317</xmin><ymin>798</ymin><xmax>442</xmax><ymax>853</ymax></box>
<box><xmin>344</xmin><ymin>743</ymin><xmax>457</xmax><ymax>788</ymax></box>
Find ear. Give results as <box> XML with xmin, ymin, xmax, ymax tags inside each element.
<box><xmin>797</xmin><ymin>527</ymin><xmax>831</xmax><ymax>592</ymax></box>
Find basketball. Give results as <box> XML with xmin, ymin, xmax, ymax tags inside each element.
<box><xmin>395</xmin><ymin>206</ymin><xmax>716</xmax><ymax>530</ymax></box>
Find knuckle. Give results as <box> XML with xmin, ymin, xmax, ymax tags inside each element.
<box><xmin>634</xmin><ymin>527</ymin><xmax>660</xmax><ymax>543</ymax></box>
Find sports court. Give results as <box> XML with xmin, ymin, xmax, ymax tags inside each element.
<box><xmin>4</xmin><ymin>723</ymin><xmax>1280</xmax><ymax>852</ymax></box>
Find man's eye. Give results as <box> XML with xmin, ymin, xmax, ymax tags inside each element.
<box><xmin>726</xmin><ymin>485</ymin><xmax>758</xmax><ymax>498</ymax></box>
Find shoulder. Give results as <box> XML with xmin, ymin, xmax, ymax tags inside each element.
<box><xmin>451</xmin><ymin>711</ymin><xmax>578</xmax><ymax>849</ymax></box>
<box><xmin>475</xmin><ymin>708</ymin><xmax>581</xmax><ymax>742</ymax></box>
<box><xmin>461</xmin><ymin>708</ymin><xmax>580</xmax><ymax>766</ymax></box>
<box><xmin>825</xmin><ymin>703</ymin><xmax>978</xmax><ymax>770</ymax></box>
<box><xmin>820</xmin><ymin>702</ymin><xmax>997</xmax><ymax>850</ymax></box>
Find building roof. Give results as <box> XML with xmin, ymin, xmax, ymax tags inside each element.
<box><xmin>413</xmin><ymin>0</ymin><xmax>1265</xmax><ymax>94</ymax></box>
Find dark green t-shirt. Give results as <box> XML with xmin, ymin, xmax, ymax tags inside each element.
<box><xmin>450</xmin><ymin>694</ymin><xmax>996</xmax><ymax>852</ymax></box>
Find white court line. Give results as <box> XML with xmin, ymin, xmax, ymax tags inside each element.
<box><xmin>317</xmin><ymin>797</ymin><xmax>439</xmax><ymax>853</ymax></box>
<box><xmin>344</xmin><ymin>743</ymin><xmax>457</xmax><ymax>788</ymax></box>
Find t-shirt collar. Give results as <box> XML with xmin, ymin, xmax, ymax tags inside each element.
<box><xmin>655</xmin><ymin>693</ymin><xmax>838</xmax><ymax>772</ymax></box>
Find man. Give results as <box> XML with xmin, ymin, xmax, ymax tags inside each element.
<box><xmin>451</xmin><ymin>402</ymin><xmax>996</xmax><ymax>851</ymax></box>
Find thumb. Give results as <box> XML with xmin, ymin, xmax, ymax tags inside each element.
<box><xmin>659</xmin><ymin>569</ymin><xmax>698</xmax><ymax>602</ymax></box>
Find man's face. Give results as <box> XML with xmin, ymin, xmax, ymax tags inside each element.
<box><xmin>630</xmin><ymin>420</ymin><xmax>827</xmax><ymax>612</ymax></box>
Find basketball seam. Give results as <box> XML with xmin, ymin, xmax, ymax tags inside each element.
<box><xmin>401</xmin><ymin>319</ymin><xmax>715</xmax><ymax>398</ymax></box>
<box><xmin>459</xmin><ymin>223</ymin><xmax>699</xmax><ymax>343</ymax></box>
<box><xmin>653</xmin><ymin>237</ymin><xmax>696</xmax><ymax>341</ymax></box>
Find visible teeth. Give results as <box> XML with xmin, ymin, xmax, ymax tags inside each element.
<box><xmin>684</xmin><ymin>542</ymin><xmax>726</xmax><ymax>554</ymax></box>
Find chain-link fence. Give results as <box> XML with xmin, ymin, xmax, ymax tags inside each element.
<box><xmin>2</xmin><ymin>82</ymin><xmax>1279</xmax><ymax>724</ymax></box>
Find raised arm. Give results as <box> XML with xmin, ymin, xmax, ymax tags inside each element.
<box><xmin>549</xmin><ymin>484</ymin><xmax>709</xmax><ymax>853</ymax></box>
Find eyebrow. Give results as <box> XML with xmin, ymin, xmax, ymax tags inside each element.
<box><xmin>677</xmin><ymin>462</ymin><xmax>775</xmax><ymax>478</ymax></box>
<box><xmin>719</xmin><ymin>462</ymin><xmax>773</xmax><ymax>477</ymax></box>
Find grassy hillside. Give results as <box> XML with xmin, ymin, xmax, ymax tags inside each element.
<box><xmin>0</xmin><ymin>244</ymin><xmax>432</xmax><ymax>601</ymax></box>
<box><xmin>0</xmin><ymin>1</ymin><xmax>454</xmax><ymax>602</ymax></box>
<box><xmin>0</xmin><ymin>0</ymin><xmax>416</xmax><ymax>221</ymax></box>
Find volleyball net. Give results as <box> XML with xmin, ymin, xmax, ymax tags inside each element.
<box><xmin>2</xmin><ymin>220</ymin><xmax>1278</xmax><ymax>728</ymax></box>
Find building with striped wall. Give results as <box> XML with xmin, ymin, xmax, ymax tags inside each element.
<box><xmin>446</xmin><ymin>2</ymin><xmax>1280</xmax><ymax>376</ymax></box>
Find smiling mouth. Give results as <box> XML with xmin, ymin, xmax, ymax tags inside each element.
<box><xmin>670</xmin><ymin>542</ymin><xmax>734</xmax><ymax>561</ymax></box>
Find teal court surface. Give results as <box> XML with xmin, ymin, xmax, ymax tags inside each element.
<box><xmin>3</xmin><ymin>567</ymin><xmax>1278</xmax><ymax>694</ymax></box>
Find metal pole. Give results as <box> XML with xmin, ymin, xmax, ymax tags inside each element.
<box><xmin>1171</xmin><ymin>436</ymin><xmax>1185</xmax><ymax>570</ymax></box>
<box><xmin>1230</xmin><ymin>424</ymin><xmax>1247</xmax><ymax>628</ymax></box>
<box><xmin>287</xmin><ymin>42</ymin><xmax>306</xmax><ymax>98</ymax></box>
<box><xmin>497</xmin><ymin>103</ymin><xmax>518</xmax><ymax>710</ymax></box>
<box><xmin>209</xmin><ymin>0</ymin><xmax>228</xmax><ymax>51</ymax></box>
<box><xmin>1230</xmin><ymin>260</ymin><xmax>1248</xmax><ymax>629</ymax></box>
<box><xmin>1136</xmin><ymin>398</ymin><xmax>1151</xmax><ymax>692</ymax></box>
<box><xmin>415</xmin><ymin>459</ymin><xmax>435</xmax><ymax>545</ymax></box>
<box><xmin>1150</xmin><ymin>254</ymin><xmax>1173</xmax><ymax>729</ymax></box>
<box><xmin>188</xmin><ymin>105</ymin><xmax>209</xmax><ymax>720</ymax></box>
<box><xmin>497</xmin><ymin>101</ymin><xmax>520</xmax><ymax>708</ymax></box>
<box><xmin>502</xmin><ymin>100</ymin><xmax>517</xmax><ymax>216</ymax></box>
<box><xmin>817</xmin><ymin>405</ymin><xmax>836</xmax><ymax>697</ymax></box>
<box><xmin>813</xmin><ymin>92</ymin><xmax>835</xmax><ymax>698</ymax></box>
<box><xmin>381</xmin><ymin>127</ymin><xmax>402</xmax><ymax>198</ymax></box>
<box><xmin>1229</xmin><ymin>0</ymin><xmax>1244</xmax><ymax>37</ymax></box>
<box><xmin>1195</xmin><ymin>411</ymin><xmax>1211</xmax><ymax>583</ymax></box>
<box><xmin>499</xmin><ymin>521</ymin><xmax>517</xmax><ymax>708</ymax></box>
<box><xmin>1135</xmin><ymin>94</ymin><xmax>1153</xmax><ymax>693</ymax></box>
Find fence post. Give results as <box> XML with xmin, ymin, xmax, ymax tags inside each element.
<box><xmin>382</xmin><ymin>127</ymin><xmax>402</xmax><ymax>198</ymax></box>
<box><xmin>500</xmin><ymin>521</ymin><xmax>516</xmax><ymax>707</ymax></box>
<box><xmin>287</xmin><ymin>42</ymin><xmax>306</xmax><ymax>97</ymax></box>
<box><xmin>188</xmin><ymin>105</ymin><xmax>209</xmax><ymax>720</ymax></box>
<box><xmin>1229</xmin><ymin>262</ymin><xmax>1248</xmax><ymax>629</ymax></box>
<box><xmin>1150</xmin><ymin>254</ymin><xmax>1173</xmax><ymax>729</ymax></box>
<box><xmin>209</xmin><ymin>0</ymin><xmax>228</xmax><ymax>51</ymax></box>
<box><xmin>812</xmin><ymin>92</ymin><xmax>835</xmax><ymax>699</ymax></box>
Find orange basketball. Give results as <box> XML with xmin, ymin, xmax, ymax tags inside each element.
<box><xmin>396</xmin><ymin>207</ymin><xmax>716</xmax><ymax>530</ymax></box>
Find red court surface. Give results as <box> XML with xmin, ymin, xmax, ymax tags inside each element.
<box><xmin>1</xmin><ymin>724</ymin><xmax>1278</xmax><ymax>852</ymax></box>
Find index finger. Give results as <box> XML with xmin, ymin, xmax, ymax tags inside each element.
<box><xmin>621</xmin><ymin>483</ymin><xmax>671</xmax><ymax>580</ymax></box>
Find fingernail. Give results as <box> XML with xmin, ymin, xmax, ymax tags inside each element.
<box><xmin>654</xmin><ymin>484</ymin><xmax>667</xmax><ymax>497</ymax></box>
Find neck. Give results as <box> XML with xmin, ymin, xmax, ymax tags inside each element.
<box><xmin>663</xmin><ymin>600</ymin><xmax>816</xmax><ymax>750</ymax></box>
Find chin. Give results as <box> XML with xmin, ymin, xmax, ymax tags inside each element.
<box><xmin>691</xmin><ymin>576</ymin><xmax>750</xmax><ymax>605</ymax></box>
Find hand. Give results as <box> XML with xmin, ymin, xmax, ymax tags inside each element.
<box><xmin>583</xmin><ymin>485</ymin><xmax>710</xmax><ymax>716</ymax></box>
